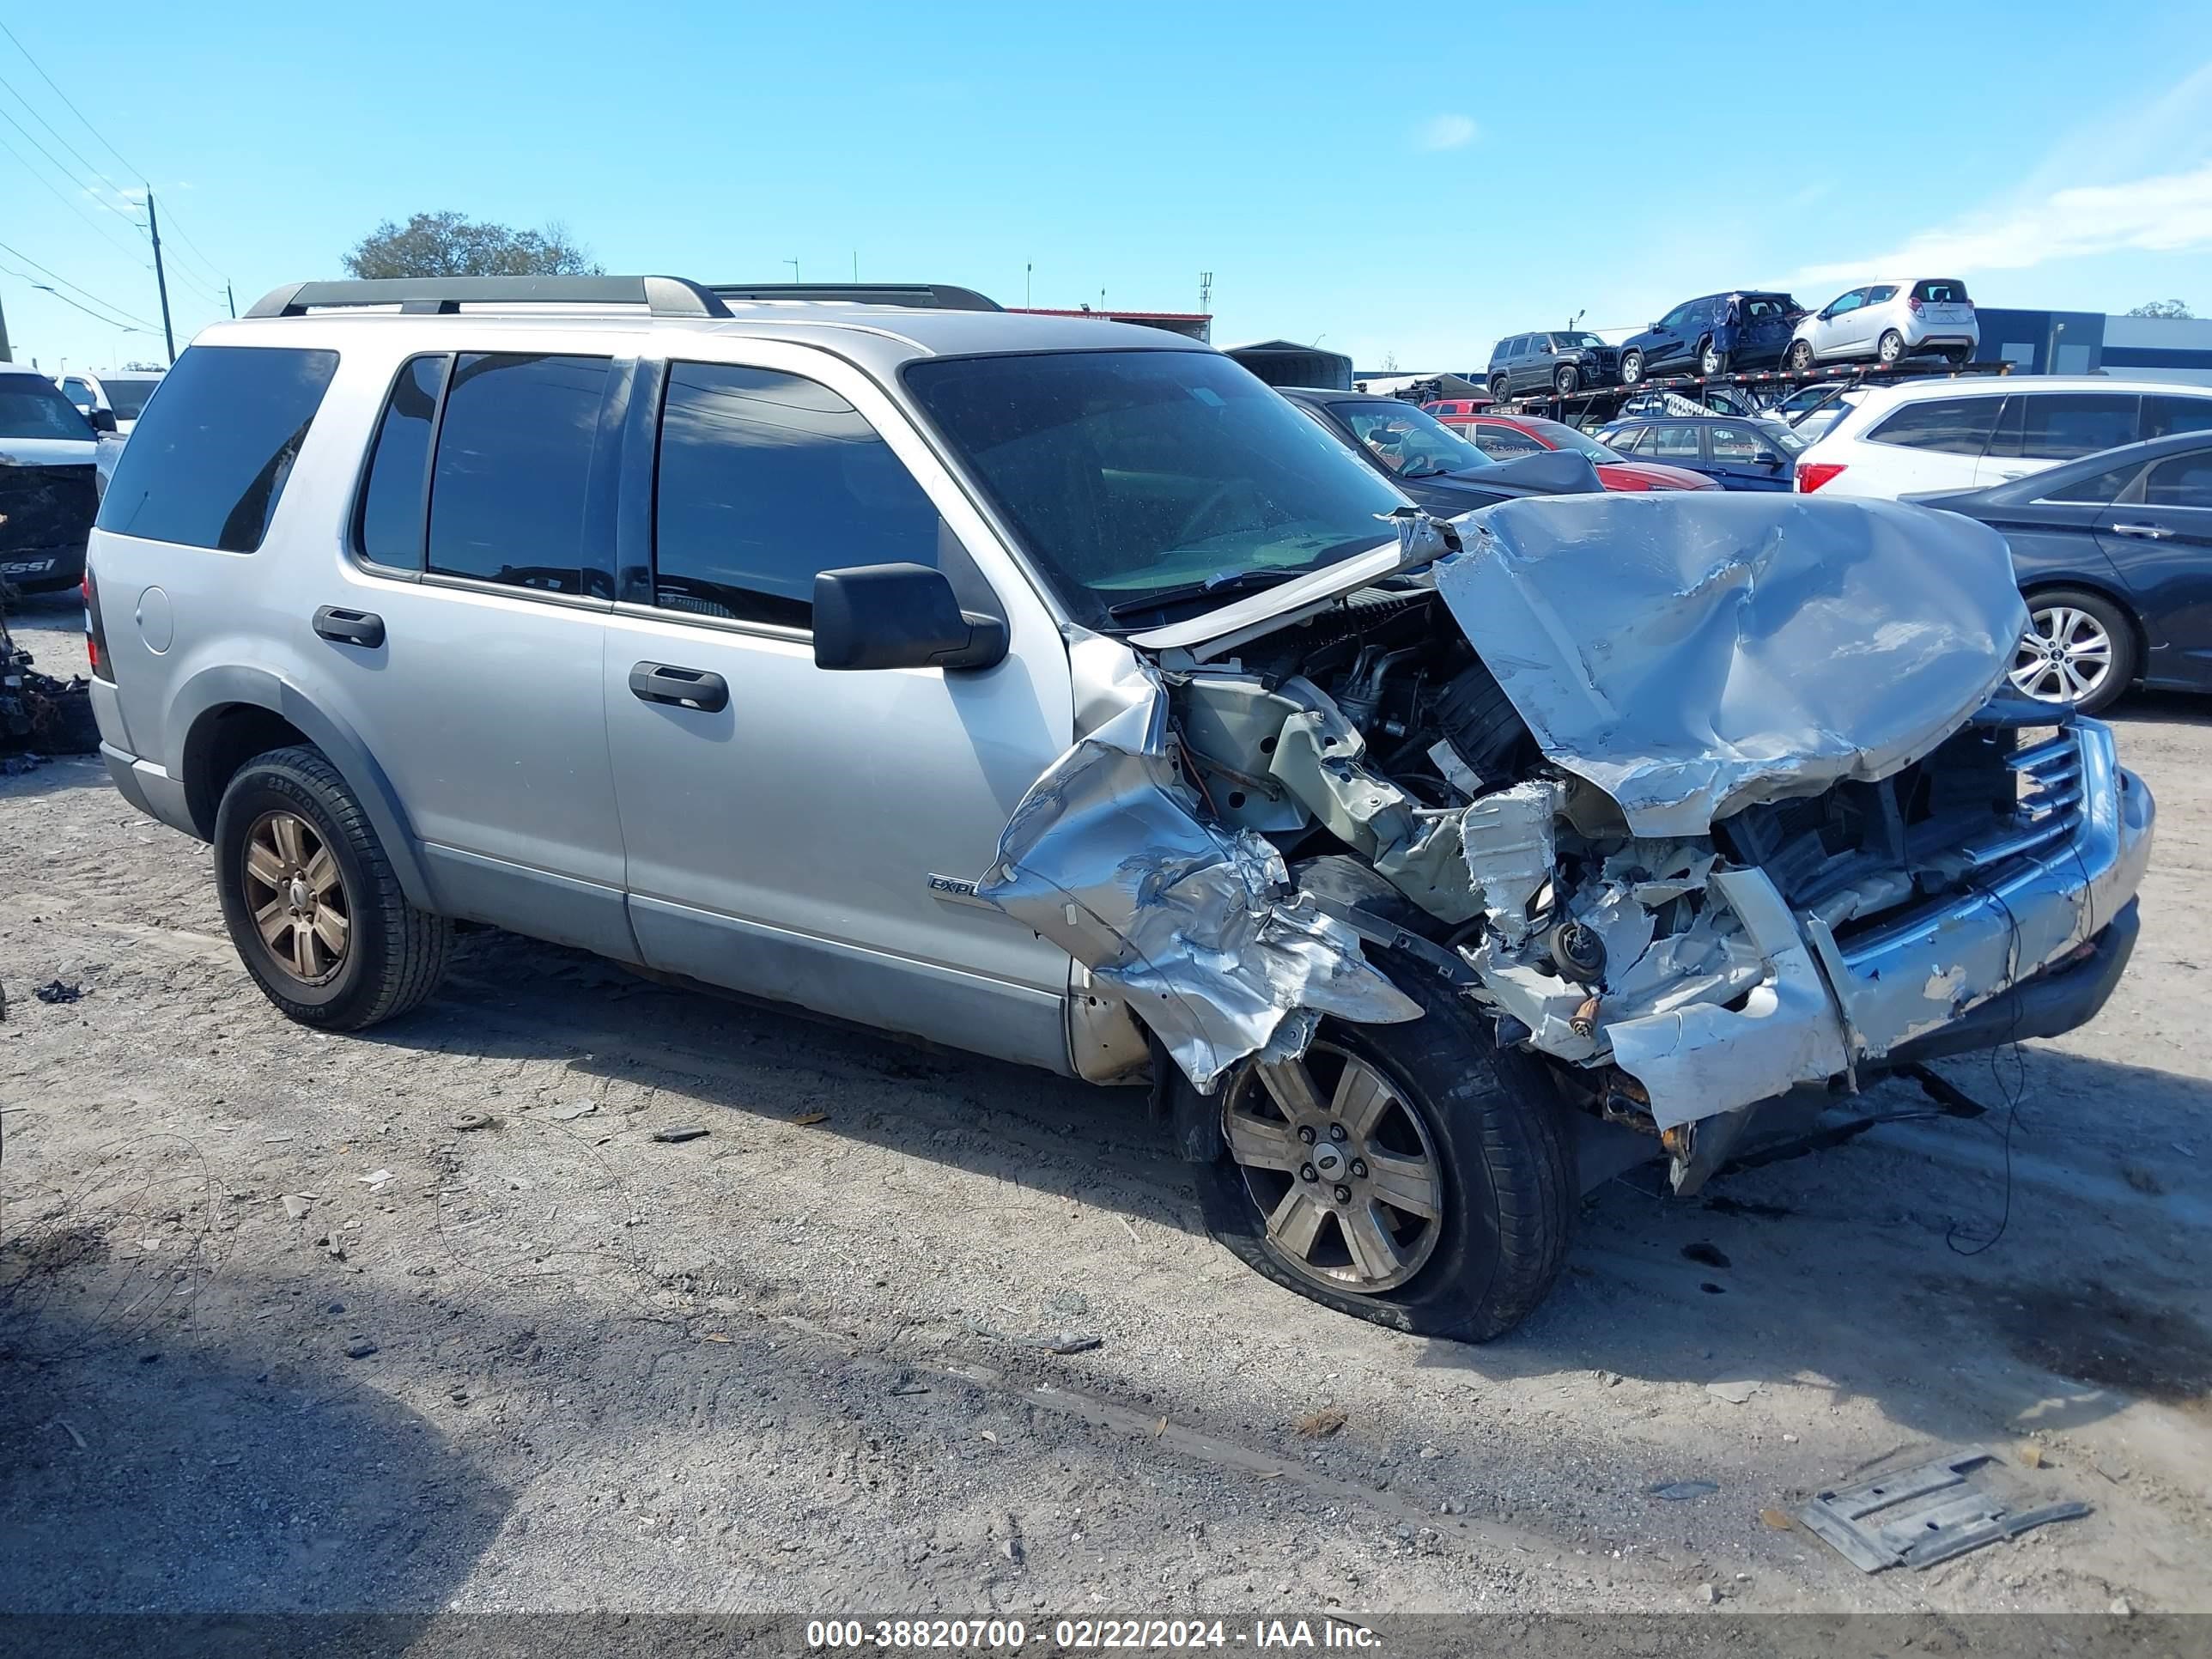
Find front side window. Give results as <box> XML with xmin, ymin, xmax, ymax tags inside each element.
<box><xmin>427</xmin><ymin>353</ymin><xmax>611</xmax><ymax>594</ymax></box>
<box><xmin>61</xmin><ymin>377</ymin><xmax>94</xmax><ymax>410</ymax></box>
<box><xmin>1708</xmin><ymin>423</ymin><xmax>1766</xmax><ymax>459</ymax></box>
<box><xmin>654</xmin><ymin>362</ymin><xmax>940</xmax><ymax>629</ymax></box>
<box><xmin>1990</xmin><ymin>393</ymin><xmax>2140</xmax><ymax>462</ymax></box>
<box><xmin>1</xmin><ymin>377</ymin><xmax>94</xmax><ymax>441</ymax></box>
<box><xmin>1864</xmin><ymin>395</ymin><xmax>2003</xmax><ymax>455</ymax></box>
<box><xmin>1825</xmin><ymin>289</ymin><xmax>1865</xmax><ymax>318</ymax></box>
<box><xmin>2144</xmin><ymin>452</ymin><xmax>2212</xmax><ymax>509</ymax></box>
<box><xmin>97</xmin><ymin>345</ymin><xmax>338</xmax><ymax>552</ymax></box>
<box><xmin>903</xmin><ymin>349</ymin><xmax>1406</xmax><ymax>629</ymax></box>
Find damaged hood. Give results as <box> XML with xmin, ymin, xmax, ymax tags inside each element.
<box><xmin>1433</xmin><ymin>493</ymin><xmax>2027</xmax><ymax>836</ymax></box>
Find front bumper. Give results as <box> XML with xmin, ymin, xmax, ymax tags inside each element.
<box><xmin>1604</xmin><ymin>720</ymin><xmax>2154</xmax><ymax>1127</ymax></box>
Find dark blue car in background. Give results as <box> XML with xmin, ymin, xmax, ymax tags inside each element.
<box><xmin>1618</xmin><ymin>291</ymin><xmax>1804</xmax><ymax>383</ymax></box>
<box><xmin>1592</xmin><ymin>415</ymin><xmax>1804</xmax><ymax>490</ymax></box>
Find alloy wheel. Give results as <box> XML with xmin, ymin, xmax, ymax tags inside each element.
<box><xmin>1222</xmin><ymin>1042</ymin><xmax>1443</xmax><ymax>1295</ymax></box>
<box><xmin>2010</xmin><ymin>605</ymin><xmax>2113</xmax><ymax>705</ymax></box>
<box><xmin>243</xmin><ymin>809</ymin><xmax>350</xmax><ymax>984</ymax></box>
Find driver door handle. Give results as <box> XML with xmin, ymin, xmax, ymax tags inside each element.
<box><xmin>2109</xmin><ymin>522</ymin><xmax>2173</xmax><ymax>540</ymax></box>
<box><xmin>629</xmin><ymin>660</ymin><xmax>729</xmax><ymax>713</ymax></box>
<box><xmin>313</xmin><ymin>606</ymin><xmax>385</xmax><ymax>648</ymax></box>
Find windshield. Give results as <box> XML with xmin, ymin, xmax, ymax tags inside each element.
<box><xmin>103</xmin><ymin>376</ymin><xmax>162</xmax><ymax>419</ymax></box>
<box><xmin>1522</xmin><ymin>416</ymin><xmax>1623</xmax><ymax>464</ymax></box>
<box><xmin>903</xmin><ymin>350</ymin><xmax>1408</xmax><ymax>629</ymax></box>
<box><xmin>1558</xmin><ymin>333</ymin><xmax>1606</xmax><ymax>350</ymax></box>
<box><xmin>0</xmin><ymin>379</ymin><xmax>95</xmax><ymax>441</ymax></box>
<box><xmin>1330</xmin><ymin>401</ymin><xmax>1494</xmax><ymax>478</ymax></box>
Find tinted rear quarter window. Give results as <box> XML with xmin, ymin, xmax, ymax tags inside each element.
<box><xmin>427</xmin><ymin>353</ymin><xmax>610</xmax><ymax>594</ymax></box>
<box><xmin>1864</xmin><ymin>395</ymin><xmax>2003</xmax><ymax>455</ymax></box>
<box><xmin>96</xmin><ymin>345</ymin><xmax>338</xmax><ymax>551</ymax></box>
<box><xmin>2142</xmin><ymin>395</ymin><xmax>2212</xmax><ymax>441</ymax></box>
<box><xmin>653</xmin><ymin>362</ymin><xmax>940</xmax><ymax>629</ymax></box>
<box><xmin>2043</xmin><ymin>459</ymin><xmax>2143</xmax><ymax>504</ymax></box>
<box><xmin>356</xmin><ymin>355</ymin><xmax>448</xmax><ymax>568</ymax></box>
<box><xmin>2144</xmin><ymin>453</ymin><xmax>2212</xmax><ymax>509</ymax></box>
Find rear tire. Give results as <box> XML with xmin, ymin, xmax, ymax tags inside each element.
<box><xmin>1698</xmin><ymin>338</ymin><xmax>1726</xmax><ymax>376</ymax></box>
<box><xmin>213</xmin><ymin>744</ymin><xmax>452</xmax><ymax>1030</ymax></box>
<box><xmin>1488</xmin><ymin>374</ymin><xmax>1510</xmax><ymax>402</ymax></box>
<box><xmin>1944</xmin><ymin>345</ymin><xmax>1971</xmax><ymax>367</ymax></box>
<box><xmin>1620</xmin><ymin>350</ymin><xmax>1644</xmax><ymax>386</ymax></box>
<box><xmin>1191</xmin><ymin>902</ymin><xmax>1576</xmax><ymax>1344</ymax></box>
<box><xmin>2009</xmin><ymin>587</ymin><xmax>2137</xmax><ymax>717</ymax></box>
<box><xmin>1878</xmin><ymin>329</ymin><xmax>1905</xmax><ymax>364</ymax></box>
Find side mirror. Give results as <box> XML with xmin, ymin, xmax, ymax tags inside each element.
<box><xmin>88</xmin><ymin>407</ymin><xmax>118</xmax><ymax>433</ymax></box>
<box><xmin>812</xmin><ymin>562</ymin><xmax>1008</xmax><ymax>672</ymax></box>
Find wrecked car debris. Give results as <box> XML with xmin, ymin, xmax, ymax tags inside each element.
<box><xmin>975</xmin><ymin>655</ymin><xmax>1420</xmax><ymax>1091</ymax></box>
<box><xmin>1800</xmin><ymin>1449</ymin><xmax>2090</xmax><ymax>1572</ymax></box>
<box><xmin>985</xmin><ymin>487</ymin><xmax>2152</xmax><ymax>1245</ymax></box>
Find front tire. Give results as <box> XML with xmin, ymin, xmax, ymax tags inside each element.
<box><xmin>2009</xmin><ymin>588</ymin><xmax>2136</xmax><ymax>716</ymax></box>
<box><xmin>213</xmin><ymin>744</ymin><xmax>452</xmax><ymax>1030</ymax></box>
<box><xmin>1192</xmin><ymin>945</ymin><xmax>1576</xmax><ymax>1343</ymax></box>
<box><xmin>1620</xmin><ymin>350</ymin><xmax>1644</xmax><ymax>386</ymax></box>
<box><xmin>1878</xmin><ymin>329</ymin><xmax>1906</xmax><ymax>364</ymax></box>
<box><xmin>1787</xmin><ymin>339</ymin><xmax>1814</xmax><ymax>371</ymax></box>
<box><xmin>1553</xmin><ymin>364</ymin><xmax>1580</xmax><ymax>397</ymax></box>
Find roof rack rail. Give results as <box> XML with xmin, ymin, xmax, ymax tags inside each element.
<box><xmin>709</xmin><ymin>282</ymin><xmax>1001</xmax><ymax>313</ymax></box>
<box><xmin>244</xmin><ymin>276</ymin><xmax>733</xmax><ymax>320</ymax></box>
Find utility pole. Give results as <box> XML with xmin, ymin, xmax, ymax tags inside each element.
<box><xmin>785</xmin><ymin>258</ymin><xmax>799</xmax><ymax>284</ymax></box>
<box><xmin>0</xmin><ymin>283</ymin><xmax>12</xmax><ymax>363</ymax></box>
<box><xmin>226</xmin><ymin>282</ymin><xmax>236</xmax><ymax>319</ymax></box>
<box><xmin>1199</xmin><ymin>271</ymin><xmax>1212</xmax><ymax>315</ymax></box>
<box><xmin>145</xmin><ymin>186</ymin><xmax>176</xmax><ymax>364</ymax></box>
<box><xmin>1025</xmin><ymin>263</ymin><xmax>1032</xmax><ymax>307</ymax></box>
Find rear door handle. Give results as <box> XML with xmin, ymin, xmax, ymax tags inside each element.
<box><xmin>629</xmin><ymin>660</ymin><xmax>729</xmax><ymax>713</ymax></box>
<box><xmin>313</xmin><ymin>605</ymin><xmax>385</xmax><ymax>648</ymax></box>
<box><xmin>2109</xmin><ymin>522</ymin><xmax>2173</xmax><ymax>540</ymax></box>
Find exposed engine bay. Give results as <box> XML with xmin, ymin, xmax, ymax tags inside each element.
<box><xmin>977</xmin><ymin>494</ymin><xmax>2154</xmax><ymax>1193</ymax></box>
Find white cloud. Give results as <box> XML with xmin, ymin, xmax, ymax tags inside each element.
<box><xmin>1791</xmin><ymin>60</ymin><xmax>2212</xmax><ymax>289</ymax></box>
<box><xmin>1795</xmin><ymin>161</ymin><xmax>2212</xmax><ymax>286</ymax></box>
<box><xmin>1415</xmin><ymin>113</ymin><xmax>1477</xmax><ymax>152</ymax></box>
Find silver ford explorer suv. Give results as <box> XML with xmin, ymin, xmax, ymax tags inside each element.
<box><xmin>85</xmin><ymin>276</ymin><xmax>2154</xmax><ymax>1340</ymax></box>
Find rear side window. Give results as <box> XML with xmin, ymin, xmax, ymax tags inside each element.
<box><xmin>1913</xmin><ymin>280</ymin><xmax>1971</xmax><ymax>304</ymax></box>
<box><xmin>1864</xmin><ymin>395</ymin><xmax>2003</xmax><ymax>455</ymax></box>
<box><xmin>356</xmin><ymin>355</ymin><xmax>447</xmax><ymax>568</ymax></box>
<box><xmin>653</xmin><ymin>362</ymin><xmax>940</xmax><ymax>629</ymax></box>
<box><xmin>2142</xmin><ymin>395</ymin><xmax>2212</xmax><ymax>441</ymax></box>
<box><xmin>96</xmin><ymin>345</ymin><xmax>338</xmax><ymax>552</ymax></box>
<box><xmin>1989</xmin><ymin>393</ymin><xmax>2139</xmax><ymax>462</ymax></box>
<box><xmin>1865</xmin><ymin>285</ymin><xmax>1898</xmax><ymax>305</ymax></box>
<box><xmin>427</xmin><ymin>353</ymin><xmax>611</xmax><ymax>594</ymax></box>
<box><xmin>2041</xmin><ymin>459</ymin><xmax>2142</xmax><ymax>504</ymax></box>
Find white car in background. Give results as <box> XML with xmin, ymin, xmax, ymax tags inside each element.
<box><xmin>1786</xmin><ymin>279</ymin><xmax>1979</xmax><ymax>369</ymax></box>
<box><xmin>1793</xmin><ymin>376</ymin><xmax>2212</xmax><ymax>499</ymax></box>
<box><xmin>58</xmin><ymin>368</ymin><xmax>165</xmax><ymax>436</ymax></box>
<box><xmin>1763</xmin><ymin>382</ymin><xmax>1872</xmax><ymax>443</ymax></box>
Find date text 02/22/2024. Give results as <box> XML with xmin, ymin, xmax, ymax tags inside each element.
<box><xmin>805</xmin><ymin>1617</ymin><xmax>1382</xmax><ymax>1650</ymax></box>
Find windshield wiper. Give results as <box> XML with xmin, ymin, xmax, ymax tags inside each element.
<box><xmin>1103</xmin><ymin>567</ymin><xmax>1307</xmax><ymax>621</ymax></box>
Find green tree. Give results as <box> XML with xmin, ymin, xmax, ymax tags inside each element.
<box><xmin>343</xmin><ymin>212</ymin><xmax>602</xmax><ymax>279</ymax></box>
<box><xmin>2125</xmin><ymin>299</ymin><xmax>2195</xmax><ymax>319</ymax></box>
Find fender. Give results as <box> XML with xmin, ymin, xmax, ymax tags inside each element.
<box><xmin>172</xmin><ymin>662</ymin><xmax>436</xmax><ymax>911</ymax></box>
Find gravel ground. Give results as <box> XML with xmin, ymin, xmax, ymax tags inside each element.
<box><xmin>3</xmin><ymin>586</ymin><xmax>2209</xmax><ymax>1625</ymax></box>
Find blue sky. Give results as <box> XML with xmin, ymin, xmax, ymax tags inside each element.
<box><xmin>4</xmin><ymin>1</ymin><xmax>2210</xmax><ymax>374</ymax></box>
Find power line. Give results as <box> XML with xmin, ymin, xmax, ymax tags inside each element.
<box><xmin>0</xmin><ymin>19</ymin><xmax>231</xmax><ymax>292</ymax></box>
<box><xmin>0</xmin><ymin>257</ymin><xmax>155</xmax><ymax>335</ymax></box>
<box><xmin>0</xmin><ymin>97</ymin><xmax>148</xmax><ymax>242</ymax></box>
<box><xmin>0</xmin><ymin>126</ymin><xmax>154</xmax><ymax>269</ymax></box>
<box><xmin>0</xmin><ymin>234</ymin><xmax>161</xmax><ymax>329</ymax></box>
<box><xmin>0</xmin><ymin>68</ymin><xmax>139</xmax><ymax>220</ymax></box>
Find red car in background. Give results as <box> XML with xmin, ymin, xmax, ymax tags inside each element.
<box><xmin>1423</xmin><ymin>410</ymin><xmax>1718</xmax><ymax>492</ymax></box>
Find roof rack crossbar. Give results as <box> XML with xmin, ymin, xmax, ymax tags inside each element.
<box><xmin>708</xmin><ymin>282</ymin><xmax>1001</xmax><ymax>313</ymax></box>
<box><xmin>244</xmin><ymin>276</ymin><xmax>734</xmax><ymax>320</ymax></box>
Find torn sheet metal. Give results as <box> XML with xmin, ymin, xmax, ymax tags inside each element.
<box><xmin>977</xmin><ymin>663</ymin><xmax>1419</xmax><ymax>1092</ymax></box>
<box><xmin>1454</xmin><ymin>781</ymin><xmax>1561</xmax><ymax>947</ymax></box>
<box><xmin>1434</xmin><ymin>494</ymin><xmax>2027</xmax><ymax>836</ymax></box>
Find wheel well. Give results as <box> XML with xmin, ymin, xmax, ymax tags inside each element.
<box><xmin>183</xmin><ymin>703</ymin><xmax>313</xmax><ymax>837</ymax></box>
<box><xmin>2019</xmin><ymin>580</ymin><xmax>2148</xmax><ymax>677</ymax></box>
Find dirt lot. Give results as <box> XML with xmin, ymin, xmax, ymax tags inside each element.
<box><xmin>3</xmin><ymin>585</ymin><xmax>2209</xmax><ymax>1626</ymax></box>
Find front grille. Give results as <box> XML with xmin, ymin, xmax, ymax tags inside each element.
<box><xmin>1949</xmin><ymin>732</ymin><xmax>2085</xmax><ymax>874</ymax></box>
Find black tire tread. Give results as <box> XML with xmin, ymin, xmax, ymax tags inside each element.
<box><xmin>216</xmin><ymin>744</ymin><xmax>451</xmax><ymax>1030</ymax></box>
